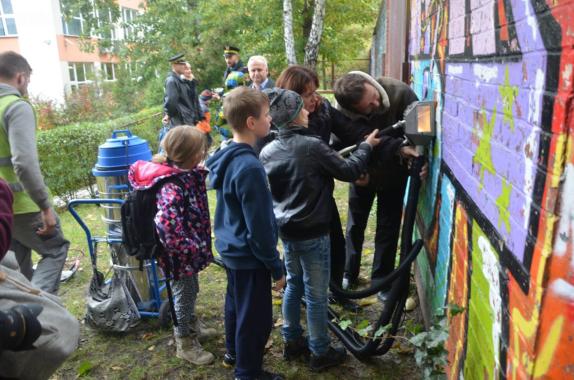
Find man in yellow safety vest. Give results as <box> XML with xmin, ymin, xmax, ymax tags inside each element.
<box><xmin>0</xmin><ymin>51</ymin><xmax>69</xmax><ymax>295</ymax></box>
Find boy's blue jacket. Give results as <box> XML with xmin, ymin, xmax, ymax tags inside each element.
<box><xmin>206</xmin><ymin>142</ymin><xmax>283</xmax><ymax>280</ymax></box>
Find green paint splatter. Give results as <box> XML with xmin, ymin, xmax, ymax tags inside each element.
<box><xmin>464</xmin><ymin>222</ymin><xmax>499</xmax><ymax>379</ymax></box>
<box><xmin>496</xmin><ymin>179</ymin><xmax>512</xmax><ymax>234</ymax></box>
<box><xmin>499</xmin><ymin>67</ymin><xmax>518</xmax><ymax>131</ymax></box>
<box><xmin>473</xmin><ymin>107</ymin><xmax>497</xmax><ymax>189</ymax></box>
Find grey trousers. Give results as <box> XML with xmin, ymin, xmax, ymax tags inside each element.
<box><xmin>172</xmin><ymin>274</ymin><xmax>199</xmax><ymax>337</ymax></box>
<box><xmin>11</xmin><ymin>211</ymin><xmax>70</xmax><ymax>295</ymax></box>
<box><xmin>0</xmin><ymin>252</ymin><xmax>79</xmax><ymax>380</ymax></box>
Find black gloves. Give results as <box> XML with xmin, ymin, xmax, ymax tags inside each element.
<box><xmin>0</xmin><ymin>304</ymin><xmax>43</xmax><ymax>351</ymax></box>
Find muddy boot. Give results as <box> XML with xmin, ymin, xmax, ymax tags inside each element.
<box><xmin>175</xmin><ymin>335</ymin><xmax>215</xmax><ymax>365</ymax></box>
<box><xmin>191</xmin><ymin>316</ymin><xmax>218</xmax><ymax>341</ymax></box>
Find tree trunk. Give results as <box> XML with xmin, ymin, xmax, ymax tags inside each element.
<box><xmin>283</xmin><ymin>0</ymin><xmax>297</xmax><ymax>65</ymax></box>
<box><xmin>303</xmin><ymin>0</ymin><xmax>326</xmax><ymax>69</ymax></box>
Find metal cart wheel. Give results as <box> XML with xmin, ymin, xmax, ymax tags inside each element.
<box><xmin>158</xmin><ymin>300</ymin><xmax>172</xmax><ymax>328</ymax></box>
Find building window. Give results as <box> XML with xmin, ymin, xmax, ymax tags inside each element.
<box><xmin>0</xmin><ymin>0</ymin><xmax>17</xmax><ymax>36</ymax></box>
<box><xmin>62</xmin><ymin>12</ymin><xmax>84</xmax><ymax>36</ymax></box>
<box><xmin>102</xmin><ymin>63</ymin><xmax>116</xmax><ymax>81</ymax></box>
<box><xmin>96</xmin><ymin>8</ymin><xmax>117</xmax><ymax>41</ymax></box>
<box><xmin>121</xmin><ymin>7</ymin><xmax>137</xmax><ymax>40</ymax></box>
<box><xmin>68</xmin><ymin>62</ymin><xmax>94</xmax><ymax>91</ymax></box>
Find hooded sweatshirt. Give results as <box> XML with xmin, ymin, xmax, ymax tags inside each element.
<box><xmin>128</xmin><ymin>160</ymin><xmax>213</xmax><ymax>279</ymax></box>
<box><xmin>0</xmin><ymin>83</ymin><xmax>51</xmax><ymax>210</ymax></box>
<box><xmin>205</xmin><ymin>142</ymin><xmax>283</xmax><ymax>280</ymax></box>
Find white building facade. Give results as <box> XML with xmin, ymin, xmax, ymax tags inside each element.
<box><xmin>0</xmin><ymin>0</ymin><xmax>141</xmax><ymax>104</ymax></box>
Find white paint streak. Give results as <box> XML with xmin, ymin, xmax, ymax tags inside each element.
<box><xmin>473</xmin><ymin>64</ymin><xmax>499</xmax><ymax>83</ymax></box>
<box><xmin>478</xmin><ymin>235</ymin><xmax>502</xmax><ymax>372</ymax></box>
<box><xmin>447</xmin><ymin>64</ymin><xmax>463</xmax><ymax>75</ymax></box>
<box><xmin>550</xmin><ymin>279</ymin><xmax>574</xmax><ymax>302</ymax></box>
<box><xmin>522</xmin><ymin>130</ymin><xmax>538</xmax><ymax>229</ymax></box>
<box><xmin>528</xmin><ymin>69</ymin><xmax>545</xmax><ymax>126</ymax></box>
<box><xmin>553</xmin><ymin>164</ymin><xmax>574</xmax><ymax>261</ymax></box>
<box><xmin>563</xmin><ymin>64</ymin><xmax>573</xmax><ymax>90</ymax></box>
<box><xmin>523</xmin><ymin>0</ymin><xmax>538</xmax><ymax>42</ymax></box>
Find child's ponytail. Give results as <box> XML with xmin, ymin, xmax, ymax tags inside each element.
<box><xmin>153</xmin><ymin>125</ymin><xmax>208</xmax><ymax>167</ymax></box>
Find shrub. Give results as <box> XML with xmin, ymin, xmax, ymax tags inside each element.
<box><xmin>37</xmin><ymin>107</ymin><xmax>162</xmax><ymax>200</ymax></box>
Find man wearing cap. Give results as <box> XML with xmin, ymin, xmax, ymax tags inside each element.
<box><xmin>247</xmin><ymin>56</ymin><xmax>274</xmax><ymax>91</ymax></box>
<box><xmin>163</xmin><ymin>53</ymin><xmax>203</xmax><ymax>128</ymax></box>
<box><xmin>223</xmin><ymin>46</ymin><xmax>247</xmax><ymax>82</ymax></box>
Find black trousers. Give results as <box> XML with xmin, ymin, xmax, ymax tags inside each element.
<box><xmin>224</xmin><ymin>268</ymin><xmax>273</xmax><ymax>380</ymax></box>
<box><xmin>329</xmin><ymin>198</ymin><xmax>346</xmax><ymax>288</ymax></box>
<box><xmin>344</xmin><ymin>180</ymin><xmax>407</xmax><ymax>290</ymax></box>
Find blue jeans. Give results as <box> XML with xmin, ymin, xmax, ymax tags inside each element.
<box><xmin>281</xmin><ymin>234</ymin><xmax>331</xmax><ymax>356</ymax></box>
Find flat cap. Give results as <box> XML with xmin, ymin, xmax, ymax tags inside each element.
<box><xmin>223</xmin><ymin>46</ymin><xmax>240</xmax><ymax>57</ymax></box>
<box><xmin>168</xmin><ymin>53</ymin><xmax>185</xmax><ymax>63</ymax></box>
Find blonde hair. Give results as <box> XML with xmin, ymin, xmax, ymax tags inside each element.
<box><xmin>223</xmin><ymin>87</ymin><xmax>268</xmax><ymax>132</ymax></box>
<box><xmin>153</xmin><ymin>125</ymin><xmax>207</xmax><ymax>167</ymax></box>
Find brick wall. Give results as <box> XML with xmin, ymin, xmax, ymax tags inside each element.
<box><xmin>406</xmin><ymin>0</ymin><xmax>574</xmax><ymax>378</ymax></box>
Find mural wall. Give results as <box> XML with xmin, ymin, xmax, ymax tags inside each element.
<box><xmin>407</xmin><ymin>0</ymin><xmax>574</xmax><ymax>378</ymax></box>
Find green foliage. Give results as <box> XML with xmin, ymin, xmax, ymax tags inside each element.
<box><xmin>63</xmin><ymin>0</ymin><xmax>380</xmax><ymax>94</ymax></box>
<box><xmin>77</xmin><ymin>360</ymin><xmax>93</xmax><ymax>377</ymax></box>
<box><xmin>409</xmin><ymin>316</ymin><xmax>448</xmax><ymax>380</ymax></box>
<box><xmin>408</xmin><ymin>304</ymin><xmax>466</xmax><ymax>380</ymax></box>
<box><xmin>333</xmin><ymin>317</ymin><xmax>392</xmax><ymax>341</ymax></box>
<box><xmin>37</xmin><ymin>107</ymin><xmax>161</xmax><ymax>200</ymax></box>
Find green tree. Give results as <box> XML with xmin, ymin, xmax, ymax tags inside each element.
<box><xmin>60</xmin><ymin>0</ymin><xmax>380</xmax><ymax>104</ymax></box>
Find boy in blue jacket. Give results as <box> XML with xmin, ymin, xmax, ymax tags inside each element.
<box><xmin>206</xmin><ymin>87</ymin><xmax>285</xmax><ymax>380</ymax></box>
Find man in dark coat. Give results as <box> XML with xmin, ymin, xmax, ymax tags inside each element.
<box><xmin>333</xmin><ymin>71</ymin><xmax>424</xmax><ymax>302</ymax></box>
<box><xmin>163</xmin><ymin>53</ymin><xmax>203</xmax><ymax>127</ymax></box>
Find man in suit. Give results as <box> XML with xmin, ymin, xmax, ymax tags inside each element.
<box><xmin>247</xmin><ymin>55</ymin><xmax>274</xmax><ymax>91</ymax></box>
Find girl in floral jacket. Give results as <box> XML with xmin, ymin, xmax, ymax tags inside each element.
<box><xmin>128</xmin><ymin>125</ymin><xmax>215</xmax><ymax>365</ymax></box>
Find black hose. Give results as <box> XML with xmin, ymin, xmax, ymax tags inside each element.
<box><xmin>329</xmin><ymin>240</ymin><xmax>423</xmax><ymax>299</ymax></box>
<box><xmin>327</xmin><ymin>155</ymin><xmax>427</xmax><ymax>359</ymax></box>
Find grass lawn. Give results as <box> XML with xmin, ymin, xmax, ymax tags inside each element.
<box><xmin>51</xmin><ymin>181</ymin><xmax>422</xmax><ymax>379</ymax></box>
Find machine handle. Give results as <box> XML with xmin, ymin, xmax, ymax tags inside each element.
<box><xmin>111</xmin><ymin>129</ymin><xmax>133</xmax><ymax>139</ymax></box>
<box><xmin>107</xmin><ymin>184</ymin><xmax>129</xmax><ymax>191</ymax></box>
<box><xmin>67</xmin><ymin>199</ymin><xmax>125</xmax><ymax>260</ymax></box>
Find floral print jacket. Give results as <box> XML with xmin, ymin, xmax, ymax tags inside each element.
<box><xmin>128</xmin><ymin>160</ymin><xmax>213</xmax><ymax>279</ymax></box>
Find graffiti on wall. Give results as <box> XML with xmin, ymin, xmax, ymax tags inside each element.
<box><xmin>408</xmin><ymin>0</ymin><xmax>574</xmax><ymax>378</ymax></box>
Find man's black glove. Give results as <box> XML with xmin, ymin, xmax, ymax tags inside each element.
<box><xmin>0</xmin><ymin>304</ymin><xmax>43</xmax><ymax>351</ymax></box>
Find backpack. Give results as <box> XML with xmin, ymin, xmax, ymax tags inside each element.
<box><xmin>121</xmin><ymin>175</ymin><xmax>188</xmax><ymax>269</ymax></box>
<box><xmin>120</xmin><ymin>175</ymin><xmax>188</xmax><ymax>327</ymax></box>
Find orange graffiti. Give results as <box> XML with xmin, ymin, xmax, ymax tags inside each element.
<box><xmin>445</xmin><ymin>203</ymin><xmax>470</xmax><ymax>380</ymax></box>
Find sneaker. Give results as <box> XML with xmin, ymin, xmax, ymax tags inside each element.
<box><xmin>222</xmin><ymin>352</ymin><xmax>236</xmax><ymax>368</ymax></box>
<box><xmin>342</xmin><ymin>276</ymin><xmax>350</xmax><ymax>290</ymax></box>
<box><xmin>329</xmin><ymin>295</ymin><xmax>362</xmax><ymax>313</ymax></box>
<box><xmin>258</xmin><ymin>370</ymin><xmax>285</xmax><ymax>380</ymax></box>
<box><xmin>377</xmin><ymin>290</ymin><xmax>391</xmax><ymax>303</ymax></box>
<box><xmin>309</xmin><ymin>345</ymin><xmax>347</xmax><ymax>372</ymax></box>
<box><xmin>283</xmin><ymin>336</ymin><xmax>309</xmax><ymax>361</ymax></box>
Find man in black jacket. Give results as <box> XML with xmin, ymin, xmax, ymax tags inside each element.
<box><xmin>163</xmin><ymin>54</ymin><xmax>203</xmax><ymax>128</ymax></box>
<box><xmin>334</xmin><ymin>71</ymin><xmax>423</xmax><ymax>302</ymax></box>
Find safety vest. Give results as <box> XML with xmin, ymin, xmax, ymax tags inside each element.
<box><xmin>0</xmin><ymin>94</ymin><xmax>40</xmax><ymax>214</ymax></box>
